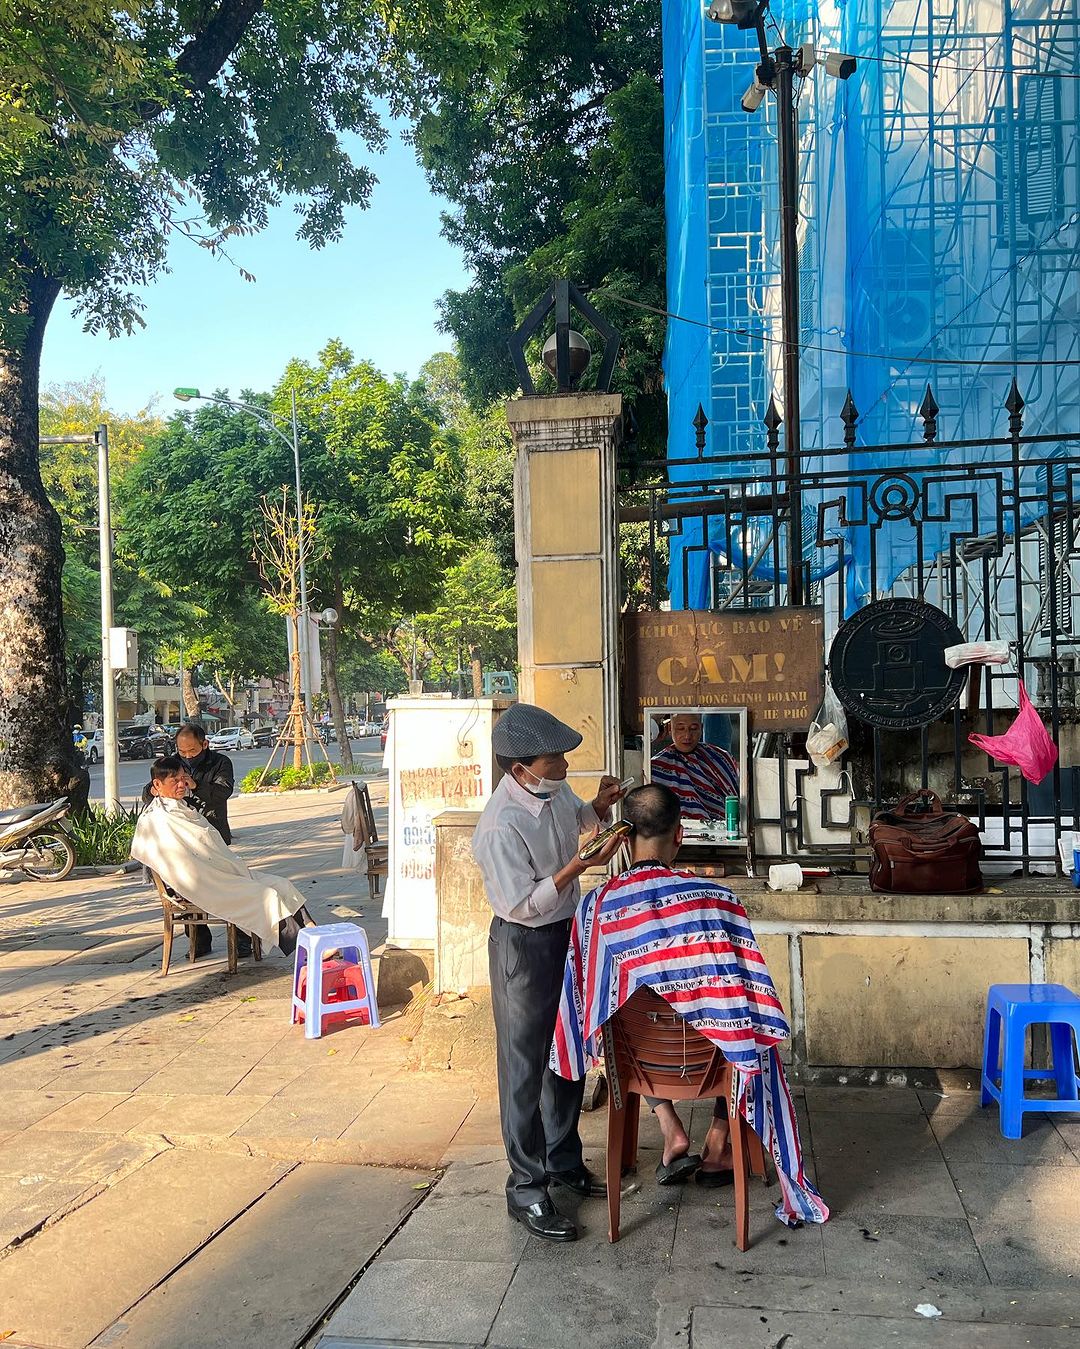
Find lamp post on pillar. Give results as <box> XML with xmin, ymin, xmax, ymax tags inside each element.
<box><xmin>706</xmin><ymin>0</ymin><xmax>856</xmax><ymax>605</ymax></box>
<box><xmin>506</xmin><ymin>280</ymin><xmax>624</xmax><ymax>802</ymax></box>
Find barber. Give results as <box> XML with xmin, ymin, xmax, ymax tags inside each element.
<box><xmin>174</xmin><ymin>722</ymin><xmax>235</xmax><ymax>844</ymax></box>
<box><xmin>472</xmin><ymin>703</ymin><xmax>626</xmax><ymax>1243</ymax></box>
<box><xmin>173</xmin><ymin>722</ymin><xmax>243</xmax><ymax>957</ymax></box>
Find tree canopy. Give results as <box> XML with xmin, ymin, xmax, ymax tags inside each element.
<box><xmin>389</xmin><ymin>0</ymin><xmax>665</xmax><ymax>454</ymax></box>
<box><xmin>0</xmin><ymin>0</ymin><xmax>402</xmax><ymax>804</ymax></box>
<box><xmin>1</xmin><ymin>0</ymin><xmax>391</xmax><ymax>346</ymax></box>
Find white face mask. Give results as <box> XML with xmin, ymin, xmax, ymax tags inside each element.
<box><xmin>519</xmin><ymin>765</ymin><xmax>563</xmax><ymax>799</ymax></box>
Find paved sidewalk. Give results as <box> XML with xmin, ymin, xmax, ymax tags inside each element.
<box><xmin>0</xmin><ymin>783</ymin><xmax>486</xmax><ymax>1348</ymax></box>
<box><xmin>320</xmin><ymin>1089</ymin><xmax>1080</xmax><ymax>1348</ymax></box>
<box><xmin>2</xmin><ymin>785</ymin><xmax>1080</xmax><ymax>1347</ymax></box>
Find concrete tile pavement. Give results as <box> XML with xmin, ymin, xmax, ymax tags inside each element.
<box><xmin>4</xmin><ymin>783</ymin><xmax>1080</xmax><ymax>1347</ymax></box>
<box><xmin>321</xmin><ymin>1089</ymin><xmax>1080</xmax><ymax>1349</ymax></box>
<box><xmin>0</xmin><ymin>781</ymin><xmax>466</xmax><ymax>1348</ymax></box>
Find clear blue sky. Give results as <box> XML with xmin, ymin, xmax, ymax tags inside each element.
<box><xmin>40</xmin><ymin>126</ymin><xmax>470</xmax><ymax>417</ymax></box>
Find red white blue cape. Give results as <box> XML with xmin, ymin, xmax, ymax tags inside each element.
<box><xmin>550</xmin><ymin>863</ymin><xmax>828</xmax><ymax>1226</ymax></box>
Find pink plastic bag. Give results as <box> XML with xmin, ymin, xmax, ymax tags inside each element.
<box><xmin>968</xmin><ymin>683</ymin><xmax>1058</xmax><ymax>785</ymax></box>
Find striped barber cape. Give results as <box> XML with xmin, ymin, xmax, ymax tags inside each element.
<box><xmin>550</xmin><ymin>863</ymin><xmax>828</xmax><ymax>1227</ymax></box>
<box><xmin>650</xmin><ymin>743</ymin><xmax>739</xmax><ymax>821</ymax></box>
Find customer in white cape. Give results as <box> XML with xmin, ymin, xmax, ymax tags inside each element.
<box><xmin>131</xmin><ymin>756</ymin><xmax>314</xmax><ymax>954</ymax></box>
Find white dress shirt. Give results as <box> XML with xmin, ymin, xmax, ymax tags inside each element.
<box><xmin>472</xmin><ymin>774</ymin><xmax>603</xmax><ymax>927</ymax></box>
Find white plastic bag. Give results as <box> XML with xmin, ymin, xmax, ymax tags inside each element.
<box><xmin>808</xmin><ymin>685</ymin><xmax>849</xmax><ymax>769</ymax></box>
<box><xmin>944</xmin><ymin>640</ymin><xmax>1009</xmax><ymax>669</ymax></box>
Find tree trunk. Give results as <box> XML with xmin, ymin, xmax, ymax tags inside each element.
<box><xmin>212</xmin><ymin>670</ymin><xmax>238</xmax><ymax>721</ymax></box>
<box><xmin>470</xmin><ymin>645</ymin><xmax>484</xmax><ymax>698</ymax></box>
<box><xmin>326</xmin><ymin>576</ymin><xmax>353</xmax><ymax>770</ymax></box>
<box><xmin>0</xmin><ymin>271</ymin><xmax>88</xmax><ymax>810</ymax></box>
<box><xmin>181</xmin><ymin>664</ymin><xmax>200</xmax><ymax>719</ymax></box>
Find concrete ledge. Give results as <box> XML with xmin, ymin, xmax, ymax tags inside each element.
<box><xmin>728</xmin><ymin>876</ymin><xmax>1080</xmax><ymax>925</ymax></box>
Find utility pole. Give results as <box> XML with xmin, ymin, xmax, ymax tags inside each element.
<box><xmin>38</xmin><ymin>425</ymin><xmax>120</xmax><ymax>812</ymax></box>
<box><xmin>706</xmin><ymin>3</ymin><xmax>856</xmax><ymax>607</ymax></box>
<box><xmin>774</xmin><ymin>46</ymin><xmax>804</xmax><ymax>606</ymax></box>
<box><xmin>97</xmin><ymin>424</ymin><xmax>120</xmax><ymax>813</ymax></box>
<box><xmin>290</xmin><ymin>388</ymin><xmax>312</xmax><ymax>713</ymax></box>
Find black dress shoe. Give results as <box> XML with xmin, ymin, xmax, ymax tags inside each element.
<box><xmin>549</xmin><ymin>1165</ymin><xmax>607</xmax><ymax>1198</ymax></box>
<box><xmin>507</xmin><ymin>1197</ymin><xmax>577</xmax><ymax>1242</ymax></box>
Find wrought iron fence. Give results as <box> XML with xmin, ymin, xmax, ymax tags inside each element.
<box><xmin>618</xmin><ymin>383</ymin><xmax>1080</xmax><ymax>870</ymax></box>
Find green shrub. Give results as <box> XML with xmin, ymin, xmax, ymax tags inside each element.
<box><xmin>69</xmin><ymin>805</ymin><xmax>140</xmax><ymax>866</ymax></box>
<box><xmin>240</xmin><ymin>762</ymin><xmax>332</xmax><ymax>793</ymax></box>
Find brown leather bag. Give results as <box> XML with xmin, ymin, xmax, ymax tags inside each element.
<box><xmin>868</xmin><ymin>790</ymin><xmax>983</xmax><ymax>894</ymax></box>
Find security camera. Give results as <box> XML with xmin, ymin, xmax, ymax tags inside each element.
<box><xmin>822</xmin><ymin>51</ymin><xmax>857</xmax><ymax>79</ymax></box>
<box><xmin>741</xmin><ymin>78</ymin><xmax>767</xmax><ymax>112</ymax></box>
<box><xmin>706</xmin><ymin>0</ymin><xmax>767</xmax><ymax>29</ymax></box>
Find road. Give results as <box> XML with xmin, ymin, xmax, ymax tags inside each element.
<box><xmin>87</xmin><ymin>738</ymin><xmax>385</xmax><ymax>806</ymax></box>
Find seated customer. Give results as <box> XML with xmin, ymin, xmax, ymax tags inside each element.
<box><xmin>650</xmin><ymin>713</ymin><xmax>738</xmax><ymax>822</ymax></box>
<box><xmin>551</xmin><ymin>783</ymin><xmax>828</xmax><ymax>1228</ymax></box>
<box><xmin>139</xmin><ymin>753</ymin><xmax>252</xmax><ymax>959</ymax></box>
<box><xmin>131</xmin><ymin>757</ymin><xmax>314</xmax><ymax>956</ymax></box>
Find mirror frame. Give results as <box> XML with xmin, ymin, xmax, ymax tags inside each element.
<box><xmin>644</xmin><ymin>705</ymin><xmax>751</xmax><ymax>847</ymax></box>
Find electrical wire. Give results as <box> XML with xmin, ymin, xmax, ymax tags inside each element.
<box><xmin>824</xmin><ymin>46</ymin><xmax>1080</xmax><ymax>81</ymax></box>
<box><xmin>589</xmin><ymin>286</ymin><xmax>1080</xmax><ymax>368</ymax></box>
<box><xmin>859</xmin><ymin>213</ymin><xmax>1080</xmax><ymax>416</ymax></box>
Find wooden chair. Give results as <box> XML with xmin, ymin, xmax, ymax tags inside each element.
<box><xmin>149</xmin><ymin>870</ymin><xmax>263</xmax><ymax>976</ymax></box>
<box><xmin>352</xmin><ymin>781</ymin><xmax>389</xmax><ymax>902</ymax></box>
<box><xmin>603</xmin><ymin>986</ymin><xmax>768</xmax><ymax>1249</ymax></box>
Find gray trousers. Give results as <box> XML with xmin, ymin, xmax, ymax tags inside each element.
<box><xmin>488</xmin><ymin>915</ymin><xmax>585</xmax><ymax>1206</ymax></box>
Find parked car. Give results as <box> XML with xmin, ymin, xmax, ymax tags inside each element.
<box><xmin>118</xmin><ymin>726</ymin><xmax>173</xmax><ymax>760</ymax></box>
<box><xmin>208</xmin><ymin>727</ymin><xmax>255</xmax><ymax>751</ymax></box>
<box><xmin>250</xmin><ymin>725</ymin><xmax>278</xmax><ymax>747</ymax></box>
<box><xmin>361</xmin><ymin>719</ymin><xmax>382</xmax><ymax>736</ymax></box>
<box><xmin>82</xmin><ymin>730</ymin><xmax>105</xmax><ymax>764</ymax></box>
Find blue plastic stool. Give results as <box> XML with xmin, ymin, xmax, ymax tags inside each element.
<box><xmin>980</xmin><ymin>983</ymin><xmax>1080</xmax><ymax>1138</ymax></box>
<box><xmin>291</xmin><ymin>922</ymin><xmax>380</xmax><ymax>1039</ymax></box>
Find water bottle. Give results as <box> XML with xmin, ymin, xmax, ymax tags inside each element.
<box><xmin>1072</xmin><ymin>832</ymin><xmax>1080</xmax><ymax>888</ymax></box>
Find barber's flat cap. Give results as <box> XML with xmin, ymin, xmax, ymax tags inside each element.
<box><xmin>492</xmin><ymin>703</ymin><xmax>582</xmax><ymax>758</ymax></box>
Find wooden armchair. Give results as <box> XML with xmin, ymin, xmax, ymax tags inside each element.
<box><xmin>149</xmin><ymin>870</ymin><xmax>262</xmax><ymax>976</ymax></box>
<box><xmin>603</xmin><ymin>986</ymin><xmax>768</xmax><ymax>1249</ymax></box>
<box><xmin>352</xmin><ymin>781</ymin><xmax>389</xmax><ymax>902</ymax></box>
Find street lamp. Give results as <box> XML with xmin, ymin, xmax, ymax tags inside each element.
<box><xmin>541</xmin><ymin>329</ymin><xmax>591</xmax><ymax>384</ymax></box>
<box><xmin>173</xmin><ymin>386</ymin><xmax>313</xmax><ymax>711</ymax></box>
<box><xmin>706</xmin><ymin>2</ymin><xmax>856</xmax><ymax>606</ymax></box>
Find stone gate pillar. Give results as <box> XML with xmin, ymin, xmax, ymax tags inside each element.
<box><xmin>506</xmin><ymin>393</ymin><xmax>623</xmax><ymax>803</ymax></box>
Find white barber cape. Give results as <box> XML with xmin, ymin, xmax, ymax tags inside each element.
<box><xmin>131</xmin><ymin>797</ymin><xmax>305</xmax><ymax>949</ymax></box>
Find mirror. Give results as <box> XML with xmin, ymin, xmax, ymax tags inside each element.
<box><xmin>645</xmin><ymin>706</ymin><xmax>750</xmax><ymax>847</ymax></box>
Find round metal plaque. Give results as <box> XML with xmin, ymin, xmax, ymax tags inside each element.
<box><xmin>829</xmin><ymin>598</ymin><xmax>966</xmax><ymax>729</ymax></box>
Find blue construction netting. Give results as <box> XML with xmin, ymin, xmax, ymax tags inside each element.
<box><xmin>663</xmin><ymin>0</ymin><xmax>1080</xmax><ymax>612</ymax></box>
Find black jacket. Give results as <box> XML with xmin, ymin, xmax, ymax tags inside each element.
<box><xmin>183</xmin><ymin>747</ymin><xmax>234</xmax><ymax>843</ymax></box>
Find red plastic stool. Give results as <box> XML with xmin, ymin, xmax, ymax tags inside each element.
<box><xmin>296</xmin><ymin>958</ymin><xmax>370</xmax><ymax>1029</ymax></box>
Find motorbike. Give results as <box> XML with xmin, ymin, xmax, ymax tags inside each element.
<box><xmin>0</xmin><ymin>798</ymin><xmax>76</xmax><ymax>882</ymax></box>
